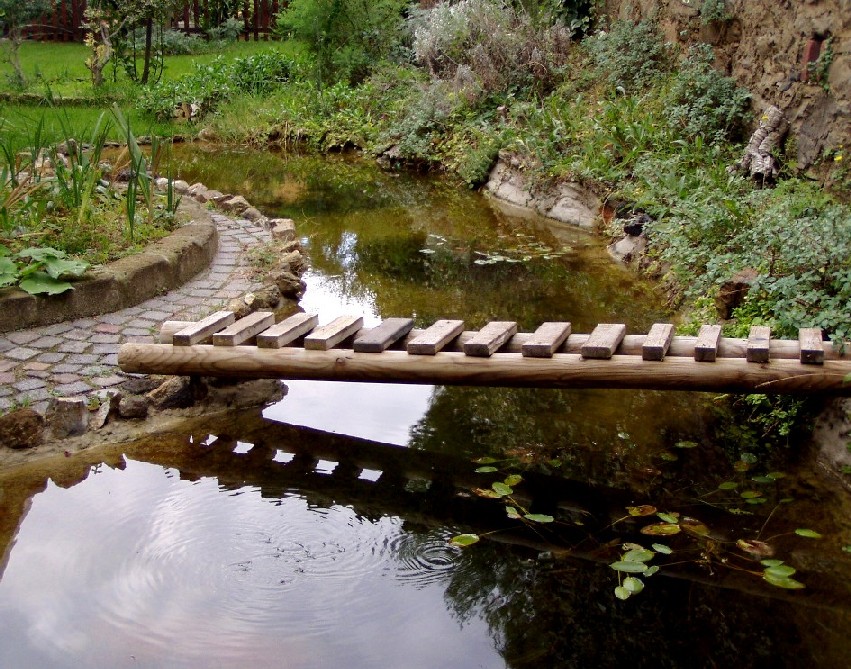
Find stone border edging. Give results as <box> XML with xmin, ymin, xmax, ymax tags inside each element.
<box><xmin>0</xmin><ymin>196</ymin><xmax>218</xmax><ymax>334</ymax></box>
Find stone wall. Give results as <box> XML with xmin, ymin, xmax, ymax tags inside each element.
<box><xmin>602</xmin><ymin>0</ymin><xmax>851</xmax><ymax>168</ymax></box>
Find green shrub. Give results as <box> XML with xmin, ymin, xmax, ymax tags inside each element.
<box><xmin>664</xmin><ymin>44</ymin><xmax>750</xmax><ymax>143</ymax></box>
<box><xmin>412</xmin><ymin>0</ymin><xmax>572</xmax><ymax>95</ymax></box>
<box><xmin>585</xmin><ymin>19</ymin><xmax>673</xmax><ymax>93</ymax></box>
<box><xmin>275</xmin><ymin>0</ymin><xmax>411</xmax><ymax>85</ymax></box>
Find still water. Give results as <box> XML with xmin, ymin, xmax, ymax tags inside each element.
<box><xmin>0</xmin><ymin>149</ymin><xmax>849</xmax><ymax>668</ymax></box>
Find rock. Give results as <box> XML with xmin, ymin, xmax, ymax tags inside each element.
<box><xmin>118</xmin><ymin>395</ymin><xmax>150</xmax><ymax>419</ymax></box>
<box><xmin>146</xmin><ymin>377</ymin><xmax>204</xmax><ymax>410</ymax></box>
<box><xmin>716</xmin><ymin>268</ymin><xmax>758</xmax><ymax>319</ymax></box>
<box><xmin>608</xmin><ymin>234</ymin><xmax>647</xmax><ymax>265</ymax></box>
<box><xmin>272</xmin><ymin>270</ymin><xmax>307</xmax><ymax>299</ymax></box>
<box><xmin>270</xmin><ymin>218</ymin><xmax>297</xmax><ymax>242</ymax></box>
<box><xmin>172</xmin><ymin>180</ymin><xmax>190</xmax><ymax>193</ymax></box>
<box><xmin>280</xmin><ymin>250</ymin><xmax>308</xmax><ymax>276</ymax></box>
<box><xmin>187</xmin><ymin>182</ymin><xmax>206</xmax><ymax>196</ymax></box>
<box><xmin>544</xmin><ymin>184</ymin><xmax>601</xmax><ymax>228</ymax></box>
<box><xmin>154</xmin><ymin>177</ymin><xmax>170</xmax><ymax>190</ymax></box>
<box><xmin>198</xmin><ymin>127</ymin><xmax>218</xmax><ymax>142</ymax></box>
<box><xmin>120</xmin><ymin>376</ymin><xmax>165</xmax><ymax>395</ymax></box>
<box><xmin>45</xmin><ymin>397</ymin><xmax>88</xmax><ymax>438</ymax></box>
<box><xmin>89</xmin><ymin>389</ymin><xmax>121</xmax><ymax>430</ymax></box>
<box><xmin>243</xmin><ymin>207</ymin><xmax>264</xmax><ymax>221</ymax></box>
<box><xmin>0</xmin><ymin>408</ymin><xmax>45</xmax><ymax>449</ymax></box>
<box><xmin>222</xmin><ymin>195</ymin><xmax>251</xmax><ymax>213</ymax></box>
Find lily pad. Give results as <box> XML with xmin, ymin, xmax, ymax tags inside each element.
<box><xmin>614</xmin><ymin>586</ymin><xmax>631</xmax><ymax>600</ymax></box>
<box><xmin>475</xmin><ymin>466</ymin><xmax>498</xmax><ymax>473</ymax></box>
<box><xmin>503</xmin><ymin>474</ymin><xmax>523</xmax><ymax>487</ymax></box>
<box><xmin>718</xmin><ymin>481</ymin><xmax>738</xmax><ymax>490</ymax></box>
<box><xmin>492</xmin><ymin>481</ymin><xmax>513</xmax><ymax>497</ymax></box>
<box><xmin>626</xmin><ymin>505</ymin><xmax>657</xmax><ymax>517</ymax></box>
<box><xmin>450</xmin><ymin>533</ymin><xmax>480</xmax><ymax>547</ymax></box>
<box><xmin>641</xmin><ymin>523</ymin><xmax>681</xmax><ymax>536</ymax></box>
<box><xmin>610</xmin><ymin>560</ymin><xmax>648</xmax><ymax>573</ymax></box>
<box><xmin>795</xmin><ymin>528</ymin><xmax>823</xmax><ymax>539</ymax></box>
<box><xmin>623</xmin><ymin>548</ymin><xmax>655</xmax><ymax>563</ymax></box>
<box><xmin>657</xmin><ymin>512</ymin><xmax>679</xmax><ymax>524</ymax></box>
<box><xmin>505</xmin><ymin>506</ymin><xmax>521</xmax><ymax>520</ymax></box>
<box><xmin>680</xmin><ymin>517</ymin><xmax>710</xmax><ymax>537</ymax></box>
<box><xmin>736</xmin><ymin>539</ymin><xmax>774</xmax><ymax>557</ymax></box>
<box><xmin>473</xmin><ymin>488</ymin><xmax>503</xmax><ymax>499</ymax></box>
<box><xmin>524</xmin><ymin>513</ymin><xmax>554</xmax><ymax>523</ymax></box>
<box><xmin>623</xmin><ymin>576</ymin><xmax>644</xmax><ymax>594</ymax></box>
<box><xmin>651</xmin><ymin>543</ymin><xmax>672</xmax><ymax>555</ymax></box>
<box><xmin>674</xmin><ymin>440</ymin><xmax>698</xmax><ymax>449</ymax></box>
<box><xmin>763</xmin><ymin>573</ymin><xmax>805</xmax><ymax>590</ymax></box>
<box><xmin>764</xmin><ymin>564</ymin><xmax>797</xmax><ymax>578</ymax></box>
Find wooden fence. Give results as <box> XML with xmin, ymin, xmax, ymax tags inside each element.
<box><xmin>19</xmin><ymin>1</ymin><xmax>288</xmax><ymax>42</ymax></box>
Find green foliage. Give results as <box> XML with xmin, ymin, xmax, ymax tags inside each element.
<box><xmin>700</xmin><ymin>0</ymin><xmax>731</xmax><ymax>24</ymax></box>
<box><xmin>138</xmin><ymin>51</ymin><xmax>296</xmax><ymax>120</ymax></box>
<box><xmin>275</xmin><ymin>0</ymin><xmax>411</xmax><ymax>85</ymax></box>
<box><xmin>664</xmin><ymin>44</ymin><xmax>751</xmax><ymax>143</ymax></box>
<box><xmin>412</xmin><ymin>0</ymin><xmax>572</xmax><ymax>95</ymax></box>
<box><xmin>585</xmin><ymin>19</ymin><xmax>672</xmax><ymax>93</ymax></box>
<box><xmin>0</xmin><ymin>245</ymin><xmax>89</xmax><ymax>295</ymax></box>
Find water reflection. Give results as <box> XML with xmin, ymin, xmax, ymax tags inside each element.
<box><xmin>1</xmin><ymin>415</ymin><xmax>849</xmax><ymax>667</ymax></box>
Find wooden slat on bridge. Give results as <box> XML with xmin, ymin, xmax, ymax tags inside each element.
<box><xmin>119</xmin><ymin>314</ymin><xmax>851</xmax><ymax>394</ymax></box>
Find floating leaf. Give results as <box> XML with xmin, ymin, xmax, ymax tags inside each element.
<box><xmin>473</xmin><ymin>488</ymin><xmax>502</xmax><ymax>499</ymax></box>
<box><xmin>475</xmin><ymin>457</ymin><xmax>498</xmax><ymax>464</ymax></box>
<box><xmin>651</xmin><ymin>543</ymin><xmax>672</xmax><ymax>555</ymax></box>
<box><xmin>644</xmin><ymin>565</ymin><xmax>660</xmax><ymax>576</ymax></box>
<box><xmin>760</xmin><ymin>559</ymin><xmax>785</xmax><ymax>568</ymax></box>
<box><xmin>505</xmin><ymin>506</ymin><xmax>521</xmax><ymax>520</ymax></box>
<box><xmin>623</xmin><ymin>576</ymin><xmax>644</xmax><ymax>594</ymax></box>
<box><xmin>492</xmin><ymin>482</ymin><xmax>513</xmax><ymax>497</ymax></box>
<box><xmin>728</xmin><ymin>508</ymin><xmax>753</xmax><ymax>515</ymax></box>
<box><xmin>764</xmin><ymin>564</ymin><xmax>797</xmax><ymax>578</ymax></box>
<box><xmin>745</xmin><ymin>497</ymin><xmax>768</xmax><ymax>505</ymax></box>
<box><xmin>659</xmin><ymin>451</ymin><xmax>678</xmax><ymax>462</ymax></box>
<box><xmin>475</xmin><ymin>466</ymin><xmax>498</xmax><ymax>473</ymax></box>
<box><xmin>740</xmin><ymin>490</ymin><xmax>764</xmax><ymax>499</ymax></box>
<box><xmin>525</xmin><ymin>513</ymin><xmax>554</xmax><ymax>523</ymax></box>
<box><xmin>766</xmin><ymin>471</ymin><xmax>787</xmax><ymax>480</ymax></box>
<box><xmin>614</xmin><ymin>586</ymin><xmax>631</xmax><ymax>600</ymax></box>
<box><xmin>627</xmin><ymin>505</ymin><xmax>657</xmax><ymax>517</ymax></box>
<box><xmin>451</xmin><ymin>534</ymin><xmax>480</xmax><ymax>547</ymax></box>
<box><xmin>763</xmin><ymin>574</ymin><xmax>805</xmax><ymax>590</ymax></box>
<box><xmin>718</xmin><ymin>481</ymin><xmax>738</xmax><ymax>490</ymax></box>
<box><xmin>795</xmin><ymin>528</ymin><xmax>823</xmax><ymax>539</ymax></box>
<box><xmin>503</xmin><ymin>474</ymin><xmax>523</xmax><ymax>487</ymax></box>
<box><xmin>740</xmin><ymin>452</ymin><xmax>758</xmax><ymax>464</ymax></box>
<box><xmin>623</xmin><ymin>549</ymin><xmax>655</xmax><ymax>563</ymax></box>
<box><xmin>733</xmin><ymin>461</ymin><xmax>752</xmax><ymax>472</ymax></box>
<box><xmin>736</xmin><ymin>539</ymin><xmax>774</xmax><ymax>557</ymax></box>
<box><xmin>751</xmin><ymin>476</ymin><xmax>775</xmax><ymax>484</ymax></box>
<box><xmin>842</xmin><ymin>545</ymin><xmax>851</xmax><ymax>553</ymax></box>
<box><xmin>657</xmin><ymin>512</ymin><xmax>679</xmax><ymax>524</ymax></box>
<box><xmin>680</xmin><ymin>517</ymin><xmax>710</xmax><ymax>537</ymax></box>
<box><xmin>641</xmin><ymin>523</ymin><xmax>681</xmax><ymax>536</ymax></box>
<box><xmin>622</xmin><ymin>543</ymin><xmax>645</xmax><ymax>551</ymax></box>
<box><xmin>610</xmin><ymin>561</ymin><xmax>648</xmax><ymax>573</ymax></box>
<box><xmin>674</xmin><ymin>440</ymin><xmax>698</xmax><ymax>449</ymax></box>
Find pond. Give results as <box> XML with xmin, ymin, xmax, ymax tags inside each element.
<box><xmin>0</xmin><ymin>148</ymin><xmax>849</xmax><ymax>668</ymax></box>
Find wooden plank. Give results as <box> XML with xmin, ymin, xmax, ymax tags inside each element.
<box><xmin>746</xmin><ymin>326</ymin><xmax>771</xmax><ymax>363</ymax></box>
<box><xmin>694</xmin><ymin>325</ymin><xmax>723</xmax><ymax>362</ymax></box>
<box><xmin>407</xmin><ymin>320</ymin><xmax>465</xmax><ymax>355</ymax></box>
<box><xmin>173</xmin><ymin>311</ymin><xmax>236</xmax><ymax>346</ymax></box>
<box><xmin>256</xmin><ymin>313</ymin><xmax>319</xmax><ymax>349</ymax></box>
<box><xmin>304</xmin><ymin>316</ymin><xmax>364</xmax><ymax>351</ymax></box>
<box><xmin>118</xmin><ymin>344</ymin><xmax>851</xmax><ymax>394</ymax></box>
<box><xmin>212</xmin><ymin>311</ymin><xmax>276</xmax><ymax>346</ymax></box>
<box><xmin>642</xmin><ymin>323</ymin><xmax>675</xmax><ymax>361</ymax></box>
<box><xmin>354</xmin><ymin>318</ymin><xmax>415</xmax><ymax>353</ymax></box>
<box><xmin>522</xmin><ymin>322</ymin><xmax>572</xmax><ymax>358</ymax></box>
<box><xmin>799</xmin><ymin>328</ymin><xmax>825</xmax><ymax>365</ymax></box>
<box><xmin>581</xmin><ymin>324</ymin><xmax>626</xmax><ymax>359</ymax></box>
<box><xmin>463</xmin><ymin>321</ymin><xmax>518</xmax><ymax>357</ymax></box>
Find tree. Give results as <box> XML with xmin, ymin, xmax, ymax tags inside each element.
<box><xmin>0</xmin><ymin>0</ymin><xmax>54</xmax><ymax>87</ymax></box>
<box><xmin>275</xmin><ymin>0</ymin><xmax>411</xmax><ymax>85</ymax></box>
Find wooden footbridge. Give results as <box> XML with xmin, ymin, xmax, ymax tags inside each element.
<box><xmin>117</xmin><ymin>311</ymin><xmax>851</xmax><ymax>394</ymax></box>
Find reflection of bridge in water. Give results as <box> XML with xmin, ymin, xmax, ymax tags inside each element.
<box><xmin>119</xmin><ymin>313</ymin><xmax>851</xmax><ymax>394</ymax></box>
<box><xmin>3</xmin><ymin>410</ymin><xmax>849</xmax><ymax>611</ymax></box>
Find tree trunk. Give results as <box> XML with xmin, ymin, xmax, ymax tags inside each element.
<box><xmin>140</xmin><ymin>17</ymin><xmax>154</xmax><ymax>84</ymax></box>
<box><xmin>7</xmin><ymin>28</ymin><xmax>26</xmax><ymax>87</ymax></box>
<box><xmin>88</xmin><ymin>20</ymin><xmax>115</xmax><ymax>88</ymax></box>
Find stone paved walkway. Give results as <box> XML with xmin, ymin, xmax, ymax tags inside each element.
<box><xmin>0</xmin><ymin>213</ymin><xmax>270</xmax><ymax>414</ymax></box>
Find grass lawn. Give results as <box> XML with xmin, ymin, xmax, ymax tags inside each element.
<box><xmin>0</xmin><ymin>38</ymin><xmax>298</xmax><ymax>145</ymax></box>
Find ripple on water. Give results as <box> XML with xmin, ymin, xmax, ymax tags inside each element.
<box><xmin>0</xmin><ymin>459</ymin><xmax>483</xmax><ymax>668</ymax></box>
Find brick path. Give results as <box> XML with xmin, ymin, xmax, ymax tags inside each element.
<box><xmin>0</xmin><ymin>213</ymin><xmax>270</xmax><ymax>414</ymax></box>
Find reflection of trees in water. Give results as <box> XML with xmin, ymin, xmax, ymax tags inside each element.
<box><xmin>440</xmin><ymin>539</ymin><xmax>822</xmax><ymax>668</ymax></box>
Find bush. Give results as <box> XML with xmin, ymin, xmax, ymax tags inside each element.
<box><xmin>412</xmin><ymin>0</ymin><xmax>572</xmax><ymax>95</ymax></box>
<box><xmin>206</xmin><ymin>17</ymin><xmax>244</xmax><ymax>43</ymax></box>
<box><xmin>664</xmin><ymin>44</ymin><xmax>750</xmax><ymax>143</ymax></box>
<box><xmin>585</xmin><ymin>19</ymin><xmax>672</xmax><ymax>93</ymax></box>
<box><xmin>275</xmin><ymin>0</ymin><xmax>411</xmax><ymax>85</ymax></box>
<box><xmin>138</xmin><ymin>52</ymin><xmax>296</xmax><ymax>120</ymax></box>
